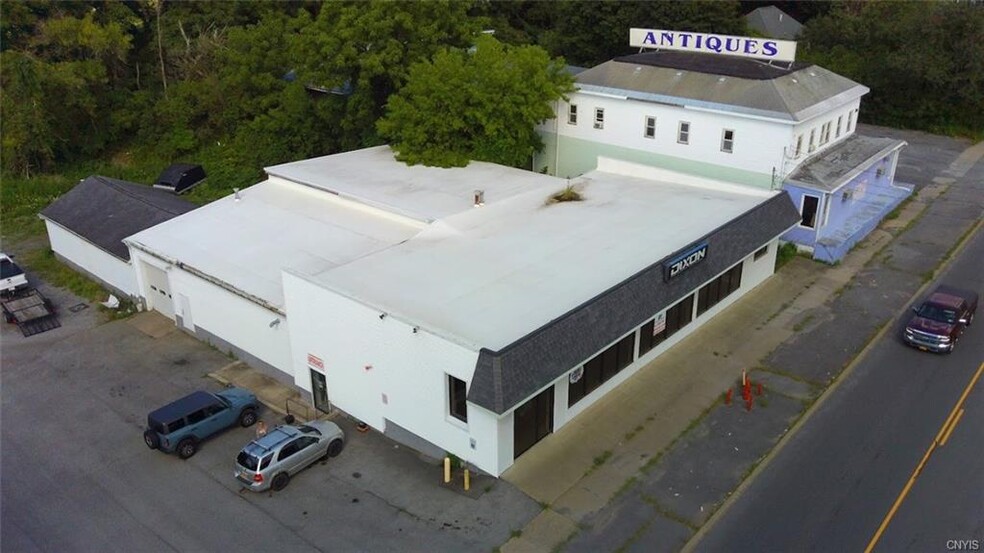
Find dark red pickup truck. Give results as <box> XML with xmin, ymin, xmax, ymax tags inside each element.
<box><xmin>903</xmin><ymin>285</ymin><xmax>978</xmax><ymax>353</ymax></box>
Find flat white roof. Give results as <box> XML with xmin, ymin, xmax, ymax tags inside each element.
<box><xmin>308</xmin><ymin>162</ymin><xmax>777</xmax><ymax>350</ymax></box>
<box><xmin>125</xmin><ymin>179</ymin><xmax>423</xmax><ymax>311</ymax></box>
<box><xmin>266</xmin><ymin>145</ymin><xmax>561</xmax><ymax>223</ymax></box>
<box><xmin>127</xmin><ymin>147</ymin><xmax>779</xmax><ymax>348</ymax></box>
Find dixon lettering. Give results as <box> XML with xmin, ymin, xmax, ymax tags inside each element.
<box><xmin>669</xmin><ymin>248</ymin><xmax>707</xmax><ymax>277</ymax></box>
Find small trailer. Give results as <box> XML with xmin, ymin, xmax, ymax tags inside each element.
<box><xmin>2</xmin><ymin>288</ymin><xmax>61</xmax><ymax>337</ymax></box>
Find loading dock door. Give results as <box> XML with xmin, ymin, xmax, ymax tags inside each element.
<box><xmin>513</xmin><ymin>386</ymin><xmax>554</xmax><ymax>459</ymax></box>
<box><xmin>142</xmin><ymin>263</ymin><xmax>175</xmax><ymax>320</ymax></box>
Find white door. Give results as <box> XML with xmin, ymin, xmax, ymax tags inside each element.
<box><xmin>142</xmin><ymin>263</ymin><xmax>175</xmax><ymax>320</ymax></box>
<box><xmin>178</xmin><ymin>293</ymin><xmax>194</xmax><ymax>331</ymax></box>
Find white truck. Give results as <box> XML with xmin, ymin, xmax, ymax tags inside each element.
<box><xmin>1</xmin><ymin>252</ymin><xmax>29</xmax><ymax>295</ymax></box>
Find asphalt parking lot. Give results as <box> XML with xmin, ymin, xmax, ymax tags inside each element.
<box><xmin>1</xmin><ymin>287</ymin><xmax>540</xmax><ymax>553</ymax></box>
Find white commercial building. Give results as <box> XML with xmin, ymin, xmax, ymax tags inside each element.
<box><xmin>118</xmin><ymin>146</ymin><xmax>798</xmax><ymax>475</ymax></box>
<box><xmin>536</xmin><ymin>29</ymin><xmax>909</xmax><ymax>263</ymax></box>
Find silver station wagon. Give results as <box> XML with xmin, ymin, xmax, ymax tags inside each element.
<box><xmin>235</xmin><ymin>421</ymin><xmax>345</xmax><ymax>492</ymax></box>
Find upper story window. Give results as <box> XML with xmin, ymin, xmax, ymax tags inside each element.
<box><xmin>808</xmin><ymin>129</ymin><xmax>816</xmax><ymax>153</ymax></box>
<box><xmin>836</xmin><ymin>116</ymin><xmax>843</xmax><ymax>138</ymax></box>
<box><xmin>448</xmin><ymin>375</ymin><xmax>467</xmax><ymax>423</ymax></box>
<box><xmin>678</xmin><ymin>121</ymin><xmax>690</xmax><ymax>144</ymax></box>
<box><xmin>847</xmin><ymin>110</ymin><xmax>855</xmax><ymax>132</ymax></box>
<box><xmin>568</xmin><ymin>104</ymin><xmax>578</xmax><ymax>125</ymax></box>
<box><xmin>644</xmin><ymin>116</ymin><xmax>656</xmax><ymax>139</ymax></box>
<box><xmin>721</xmin><ymin>129</ymin><xmax>735</xmax><ymax>153</ymax></box>
<box><xmin>795</xmin><ymin>135</ymin><xmax>803</xmax><ymax>157</ymax></box>
<box><xmin>820</xmin><ymin>122</ymin><xmax>831</xmax><ymax>144</ymax></box>
<box><xmin>594</xmin><ymin>107</ymin><xmax>604</xmax><ymax>130</ymax></box>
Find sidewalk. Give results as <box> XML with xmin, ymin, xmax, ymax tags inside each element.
<box><xmin>498</xmin><ymin>137</ymin><xmax>984</xmax><ymax>553</ymax></box>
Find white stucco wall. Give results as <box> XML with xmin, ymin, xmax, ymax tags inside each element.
<box><xmin>44</xmin><ymin>220</ymin><xmax>138</xmax><ymax>297</ymax></box>
<box><xmin>557</xmin><ymin>92</ymin><xmax>794</xmax><ymax>178</ymax></box>
<box><xmin>129</xmin><ymin>248</ymin><xmax>292</xmax><ymax>377</ymax></box>
<box><xmin>282</xmin><ymin>271</ymin><xmax>503</xmax><ymax>475</ymax></box>
<box><xmin>786</xmin><ymin>99</ymin><xmax>862</xmax><ymax>173</ymax></box>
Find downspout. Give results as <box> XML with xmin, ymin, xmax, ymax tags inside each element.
<box><xmin>554</xmin><ymin>100</ymin><xmax>561</xmax><ymax>176</ymax></box>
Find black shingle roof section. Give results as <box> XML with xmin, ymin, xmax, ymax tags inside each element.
<box><xmin>468</xmin><ymin>192</ymin><xmax>801</xmax><ymax>414</ymax></box>
<box><xmin>614</xmin><ymin>51</ymin><xmax>811</xmax><ymax>80</ymax></box>
<box><xmin>40</xmin><ymin>176</ymin><xmax>197</xmax><ymax>261</ymax></box>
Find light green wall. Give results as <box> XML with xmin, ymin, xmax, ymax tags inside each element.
<box><xmin>536</xmin><ymin>134</ymin><xmax>775</xmax><ymax>189</ymax></box>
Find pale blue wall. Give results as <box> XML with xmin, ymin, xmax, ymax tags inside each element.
<box><xmin>782</xmin><ymin>150</ymin><xmax>911</xmax><ymax>263</ymax></box>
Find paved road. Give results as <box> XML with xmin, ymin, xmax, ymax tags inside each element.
<box><xmin>693</xmin><ymin>225</ymin><xmax>984</xmax><ymax>553</ymax></box>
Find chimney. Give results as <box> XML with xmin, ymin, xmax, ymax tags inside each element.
<box><xmin>473</xmin><ymin>189</ymin><xmax>485</xmax><ymax>207</ymax></box>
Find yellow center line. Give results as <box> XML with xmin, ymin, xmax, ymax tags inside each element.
<box><xmin>939</xmin><ymin>408</ymin><xmax>965</xmax><ymax>447</ymax></box>
<box><xmin>864</xmin><ymin>360</ymin><xmax>984</xmax><ymax>553</ymax></box>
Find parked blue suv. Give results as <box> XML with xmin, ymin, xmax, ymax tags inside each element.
<box><xmin>144</xmin><ymin>388</ymin><xmax>259</xmax><ymax>459</ymax></box>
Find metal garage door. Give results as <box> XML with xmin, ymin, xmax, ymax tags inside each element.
<box><xmin>142</xmin><ymin>263</ymin><xmax>175</xmax><ymax>320</ymax></box>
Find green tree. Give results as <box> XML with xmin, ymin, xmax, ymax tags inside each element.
<box><xmin>535</xmin><ymin>0</ymin><xmax>745</xmax><ymax>67</ymax></box>
<box><xmin>292</xmin><ymin>0</ymin><xmax>482</xmax><ymax>149</ymax></box>
<box><xmin>1</xmin><ymin>8</ymin><xmax>133</xmax><ymax>175</ymax></box>
<box><xmin>800</xmin><ymin>1</ymin><xmax>984</xmax><ymax>136</ymax></box>
<box><xmin>377</xmin><ymin>35</ymin><xmax>574</xmax><ymax>168</ymax></box>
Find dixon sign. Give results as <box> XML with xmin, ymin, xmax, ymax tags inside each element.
<box><xmin>630</xmin><ymin>28</ymin><xmax>797</xmax><ymax>63</ymax></box>
<box><xmin>664</xmin><ymin>242</ymin><xmax>708</xmax><ymax>281</ymax></box>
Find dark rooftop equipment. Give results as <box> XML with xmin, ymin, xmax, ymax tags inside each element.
<box><xmin>154</xmin><ymin>163</ymin><xmax>206</xmax><ymax>195</ymax></box>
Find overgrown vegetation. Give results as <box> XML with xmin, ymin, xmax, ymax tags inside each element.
<box><xmin>23</xmin><ymin>248</ymin><xmax>137</xmax><ymax>319</ymax></box>
<box><xmin>775</xmin><ymin>242</ymin><xmax>799</xmax><ymax>270</ymax></box>
<box><xmin>550</xmin><ymin>184</ymin><xmax>584</xmax><ymax>203</ymax></box>
<box><xmin>2</xmin><ymin>1</ymin><xmax>980</xmax><ymax>243</ymax></box>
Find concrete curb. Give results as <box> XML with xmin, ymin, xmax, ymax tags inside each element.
<box><xmin>209</xmin><ymin>364</ymin><xmax>298</xmax><ymax>422</ymax></box>
<box><xmin>682</xmin><ymin>214</ymin><xmax>983</xmax><ymax>553</ymax></box>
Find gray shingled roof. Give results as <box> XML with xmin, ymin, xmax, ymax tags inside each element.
<box><xmin>787</xmin><ymin>135</ymin><xmax>907</xmax><ymax>192</ymax></box>
<box><xmin>745</xmin><ymin>5</ymin><xmax>803</xmax><ymax>40</ymax></box>
<box><xmin>468</xmin><ymin>192</ymin><xmax>800</xmax><ymax>414</ymax></box>
<box><xmin>575</xmin><ymin>52</ymin><xmax>868</xmax><ymax>122</ymax></box>
<box><xmin>40</xmin><ymin>176</ymin><xmax>197</xmax><ymax>261</ymax></box>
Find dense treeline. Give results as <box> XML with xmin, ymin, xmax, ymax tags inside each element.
<box><xmin>1</xmin><ymin>1</ymin><xmax>981</xmax><ymax>183</ymax></box>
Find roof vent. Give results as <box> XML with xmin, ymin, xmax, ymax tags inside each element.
<box><xmin>234</xmin><ymin>188</ymin><xmax>241</xmax><ymax>202</ymax></box>
<box><xmin>718</xmin><ymin>76</ymin><xmax>726</xmax><ymax>82</ymax></box>
<box><xmin>791</xmin><ymin>78</ymin><xmax>798</xmax><ymax>84</ymax></box>
<box><xmin>473</xmin><ymin>189</ymin><xmax>485</xmax><ymax>207</ymax></box>
<box><xmin>809</xmin><ymin>71</ymin><xmax>817</xmax><ymax>77</ymax></box>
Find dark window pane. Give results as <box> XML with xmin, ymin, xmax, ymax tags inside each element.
<box><xmin>187</xmin><ymin>409</ymin><xmax>207</xmax><ymax>424</ymax></box>
<box><xmin>697</xmin><ymin>287</ymin><xmax>709</xmax><ymax>315</ymax></box>
<box><xmin>449</xmin><ymin>375</ymin><xmax>468</xmax><ymax>422</ymax></box>
<box><xmin>584</xmin><ymin>356</ymin><xmax>603</xmax><ymax>395</ymax></box>
<box><xmin>617</xmin><ymin>334</ymin><xmax>634</xmax><ymax>370</ymax></box>
<box><xmin>601</xmin><ymin>346</ymin><xmax>619</xmax><ymax>381</ymax></box>
<box><xmin>678</xmin><ymin>295</ymin><xmax>694</xmax><ymax>329</ymax></box>
<box><xmin>568</xmin><ymin>370</ymin><xmax>585</xmax><ymax>406</ymax></box>
<box><xmin>731</xmin><ymin>264</ymin><xmax>743</xmax><ymax>293</ymax></box>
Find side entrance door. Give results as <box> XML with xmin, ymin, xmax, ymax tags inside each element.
<box><xmin>513</xmin><ymin>386</ymin><xmax>554</xmax><ymax>459</ymax></box>
<box><xmin>310</xmin><ymin>369</ymin><xmax>331</xmax><ymax>414</ymax></box>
